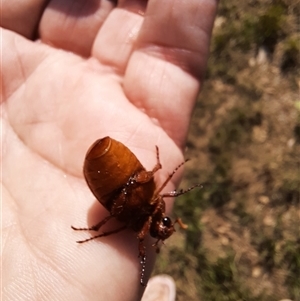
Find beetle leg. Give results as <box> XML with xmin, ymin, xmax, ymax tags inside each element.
<box><xmin>153</xmin><ymin>145</ymin><xmax>162</xmax><ymax>173</ymax></box>
<box><xmin>138</xmin><ymin>241</ymin><xmax>147</xmax><ymax>287</ymax></box>
<box><xmin>137</xmin><ymin>217</ymin><xmax>152</xmax><ymax>287</ymax></box>
<box><xmin>133</xmin><ymin>170</ymin><xmax>154</xmax><ymax>183</ymax></box>
<box><xmin>149</xmin><ymin>194</ymin><xmax>165</xmax><ymax>210</ymax></box>
<box><xmin>74</xmin><ymin>225</ymin><xmax>127</xmax><ymax>243</ymax></box>
<box><xmin>132</xmin><ymin>146</ymin><xmax>162</xmax><ymax>184</ymax></box>
<box><xmin>154</xmin><ymin>159</ymin><xmax>189</xmax><ymax>195</ymax></box>
<box><xmin>71</xmin><ymin>215</ymin><xmax>114</xmax><ymax>232</ymax></box>
<box><xmin>152</xmin><ymin>239</ymin><xmax>162</xmax><ymax>253</ymax></box>
<box><xmin>110</xmin><ymin>188</ymin><xmax>128</xmax><ymax>216</ymax></box>
<box><xmin>161</xmin><ymin>184</ymin><xmax>203</xmax><ymax>198</ymax></box>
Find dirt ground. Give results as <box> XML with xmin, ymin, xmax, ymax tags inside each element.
<box><xmin>153</xmin><ymin>1</ymin><xmax>300</xmax><ymax>300</ymax></box>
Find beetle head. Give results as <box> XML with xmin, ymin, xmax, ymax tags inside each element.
<box><xmin>157</xmin><ymin>216</ymin><xmax>174</xmax><ymax>240</ymax></box>
<box><xmin>150</xmin><ymin>215</ymin><xmax>188</xmax><ymax>241</ymax></box>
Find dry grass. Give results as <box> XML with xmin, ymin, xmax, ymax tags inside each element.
<box><xmin>152</xmin><ymin>1</ymin><xmax>300</xmax><ymax>300</ymax></box>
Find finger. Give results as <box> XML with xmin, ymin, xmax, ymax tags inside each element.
<box><xmin>91</xmin><ymin>7</ymin><xmax>144</xmax><ymax>73</ymax></box>
<box><xmin>91</xmin><ymin>0</ymin><xmax>150</xmax><ymax>74</ymax></box>
<box><xmin>2</xmin><ymin>29</ymin><xmax>180</xmax><ymax>180</ymax></box>
<box><xmin>39</xmin><ymin>0</ymin><xmax>115</xmax><ymax>56</ymax></box>
<box><xmin>136</xmin><ymin>0</ymin><xmax>217</xmax><ymax>79</ymax></box>
<box><xmin>124</xmin><ymin>0</ymin><xmax>218</xmax><ymax>147</ymax></box>
<box><xmin>118</xmin><ymin>0</ymin><xmax>148</xmax><ymax>14</ymax></box>
<box><xmin>0</xmin><ymin>0</ymin><xmax>47</xmax><ymax>39</ymax></box>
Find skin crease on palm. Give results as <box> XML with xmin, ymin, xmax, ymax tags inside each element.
<box><xmin>1</xmin><ymin>0</ymin><xmax>218</xmax><ymax>300</ymax></box>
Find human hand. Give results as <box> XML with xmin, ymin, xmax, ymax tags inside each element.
<box><xmin>1</xmin><ymin>0</ymin><xmax>217</xmax><ymax>300</ymax></box>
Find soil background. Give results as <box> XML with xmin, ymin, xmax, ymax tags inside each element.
<box><xmin>152</xmin><ymin>1</ymin><xmax>300</xmax><ymax>300</ymax></box>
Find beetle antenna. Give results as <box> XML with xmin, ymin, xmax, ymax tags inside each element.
<box><xmin>174</xmin><ymin>217</ymin><xmax>188</xmax><ymax>229</ymax></box>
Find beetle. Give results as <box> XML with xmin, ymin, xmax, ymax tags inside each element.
<box><xmin>71</xmin><ymin>136</ymin><xmax>201</xmax><ymax>286</ymax></box>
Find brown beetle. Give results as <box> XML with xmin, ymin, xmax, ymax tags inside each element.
<box><xmin>72</xmin><ymin>136</ymin><xmax>201</xmax><ymax>286</ymax></box>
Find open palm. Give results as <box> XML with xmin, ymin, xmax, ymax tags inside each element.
<box><xmin>1</xmin><ymin>1</ymin><xmax>217</xmax><ymax>300</ymax></box>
